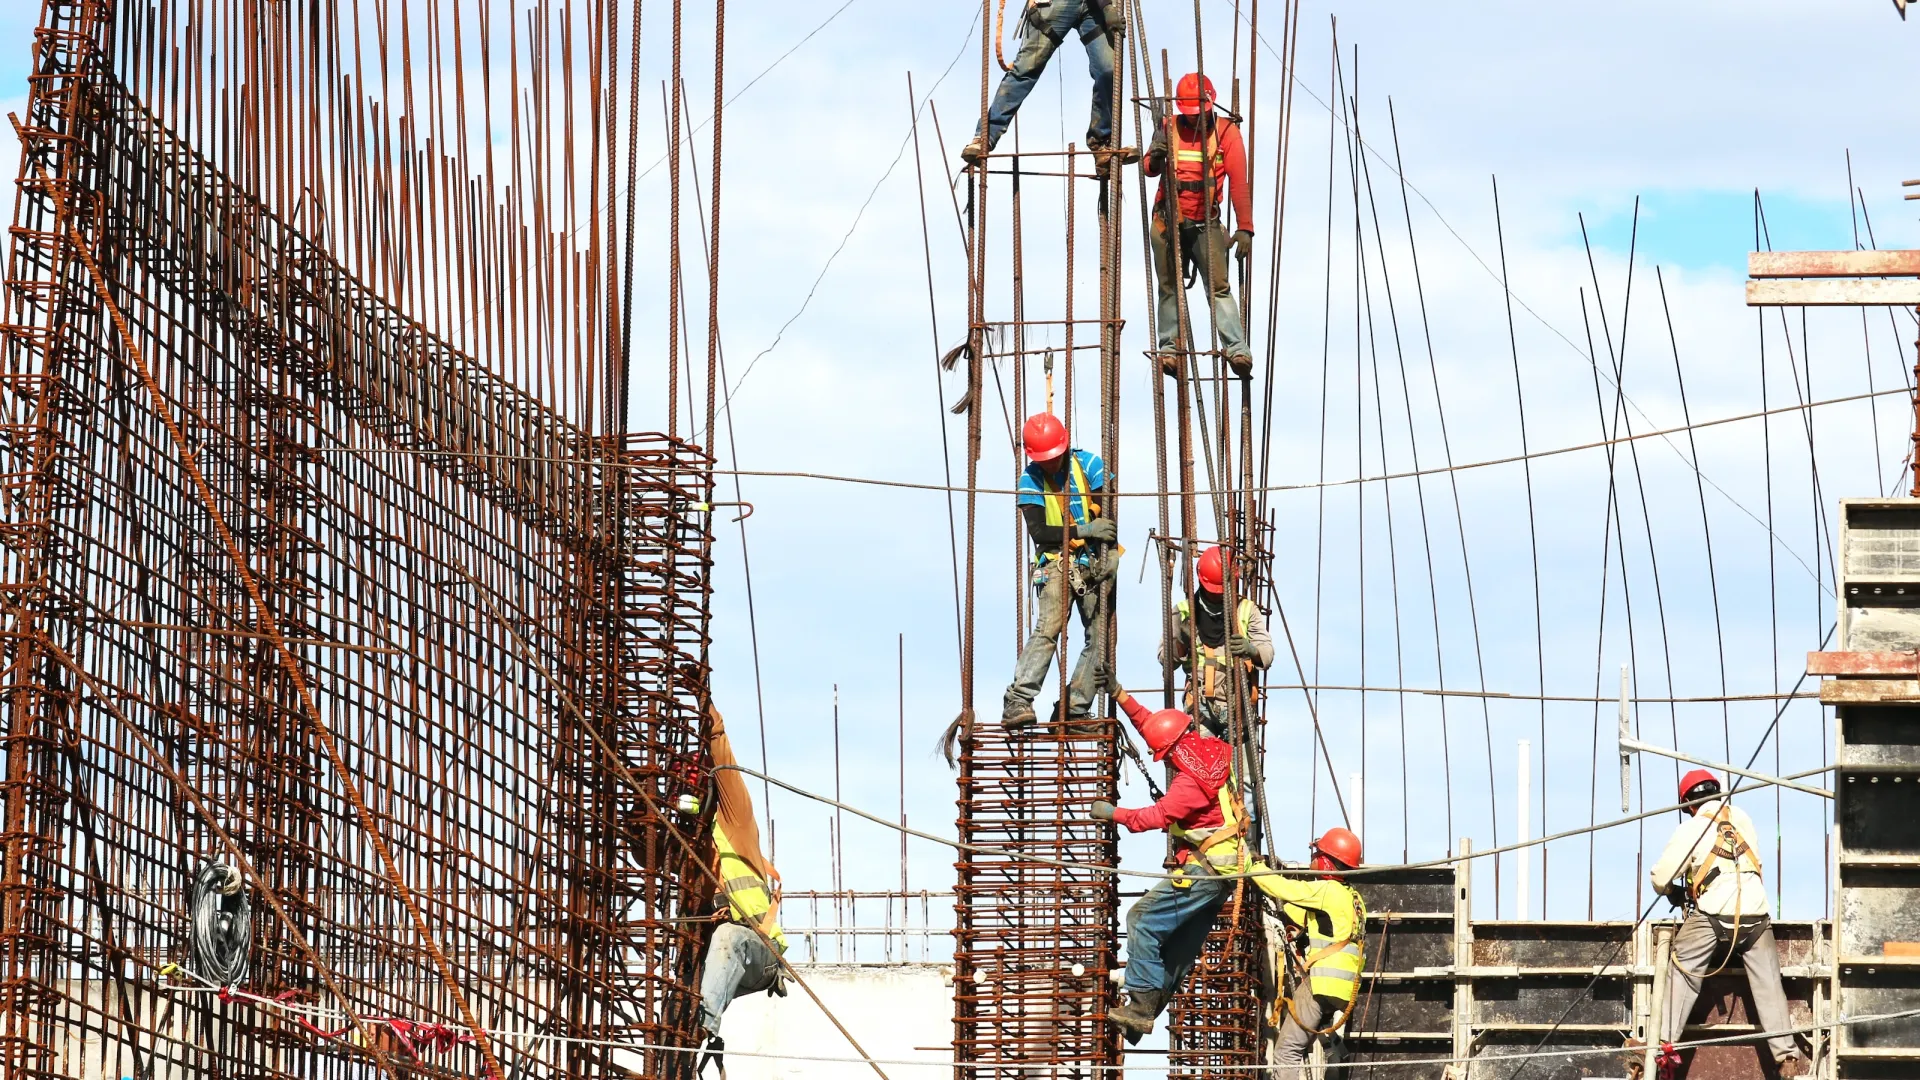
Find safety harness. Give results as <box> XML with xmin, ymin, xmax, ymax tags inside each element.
<box><xmin>1271</xmin><ymin>883</ymin><xmax>1368</xmax><ymax>1036</ymax></box>
<box><xmin>1687</xmin><ymin>805</ymin><xmax>1763</xmax><ymax>904</ymax></box>
<box><xmin>1174</xmin><ymin>596</ymin><xmax>1258</xmax><ymax>707</ymax></box>
<box><xmin>1169</xmin><ymin>778</ymin><xmax>1250</xmax><ymax>875</ymax></box>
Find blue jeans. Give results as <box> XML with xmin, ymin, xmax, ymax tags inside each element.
<box><xmin>1122</xmin><ymin>872</ymin><xmax>1235</xmax><ymax>995</ymax></box>
<box><xmin>1151</xmin><ymin>214</ymin><xmax>1250</xmax><ymax>361</ymax></box>
<box><xmin>1002</xmin><ymin>559</ymin><xmax>1108</xmax><ymax>721</ymax></box>
<box><xmin>976</xmin><ymin>0</ymin><xmax>1115</xmax><ymax>150</ymax></box>
<box><xmin>698</xmin><ymin>923</ymin><xmax>781</xmax><ymax>1035</ymax></box>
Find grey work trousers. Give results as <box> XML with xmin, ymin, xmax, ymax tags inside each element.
<box><xmin>1663</xmin><ymin>911</ymin><xmax>1796</xmax><ymax>1062</ymax></box>
<box><xmin>1149</xmin><ymin>213</ymin><xmax>1250</xmax><ymax>362</ymax></box>
<box><xmin>698</xmin><ymin>922</ymin><xmax>781</xmax><ymax>1035</ymax></box>
<box><xmin>1002</xmin><ymin>559</ymin><xmax>1109</xmax><ymax>721</ymax></box>
<box><xmin>1274</xmin><ymin>991</ymin><xmax>1346</xmax><ymax>1080</ymax></box>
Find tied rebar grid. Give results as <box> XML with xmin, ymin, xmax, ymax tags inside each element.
<box><xmin>954</xmin><ymin>722</ymin><xmax>1121</xmax><ymax>1077</ymax></box>
<box><xmin>0</xmin><ymin>8</ymin><xmax>717</xmax><ymax>1076</ymax></box>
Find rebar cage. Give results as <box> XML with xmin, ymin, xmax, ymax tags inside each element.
<box><xmin>0</xmin><ymin>3</ymin><xmax>718</xmax><ymax>1077</ymax></box>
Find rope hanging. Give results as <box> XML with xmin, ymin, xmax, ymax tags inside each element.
<box><xmin>187</xmin><ymin>860</ymin><xmax>252</xmax><ymax>987</ymax></box>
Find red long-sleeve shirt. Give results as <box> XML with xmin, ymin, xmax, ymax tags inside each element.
<box><xmin>1146</xmin><ymin>115</ymin><xmax>1253</xmax><ymax>233</ymax></box>
<box><xmin>1110</xmin><ymin>694</ymin><xmax>1226</xmax><ymax>861</ymax></box>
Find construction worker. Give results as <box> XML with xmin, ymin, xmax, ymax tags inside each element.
<box><xmin>1266</xmin><ymin>828</ymin><xmax>1369</xmax><ymax>1080</ymax></box>
<box><xmin>961</xmin><ymin>0</ymin><xmax>1130</xmax><ymax>166</ymax></box>
<box><xmin>1143</xmin><ymin>72</ymin><xmax>1255</xmax><ymax>377</ymax></box>
<box><xmin>1649</xmin><ymin>769</ymin><xmax>1801</xmax><ymax>1071</ymax></box>
<box><xmin>1095</xmin><ymin>688</ymin><xmax>1242</xmax><ymax>1038</ymax></box>
<box><xmin>1159</xmin><ymin>544</ymin><xmax>1274</xmax><ymax>737</ymax></box>
<box><xmin>696</xmin><ymin>716</ymin><xmax>788</xmax><ymax>1065</ymax></box>
<box><xmin>1002</xmin><ymin>412</ymin><xmax>1114</xmax><ymax>730</ymax></box>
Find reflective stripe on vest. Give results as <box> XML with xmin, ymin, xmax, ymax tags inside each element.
<box><xmin>714</xmin><ymin>822</ymin><xmax>786</xmax><ymax>952</ymax></box>
<box><xmin>1173</xmin><ymin>597</ymin><xmax>1256</xmax><ymax>701</ymax></box>
<box><xmin>1294</xmin><ymin>887</ymin><xmax>1367</xmax><ymax>1004</ymax></box>
<box><xmin>1038</xmin><ymin>454</ymin><xmax>1093</xmax><ymax>529</ymax></box>
<box><xmin>1169</xmin><ymin>772</ymin><xmax>1249</xmax><ymax>871</ymax></box>
<box><xmin>1168</xmin><ymin>120</ymin><xmax>1227</xmax><ymax>210</ymax></box>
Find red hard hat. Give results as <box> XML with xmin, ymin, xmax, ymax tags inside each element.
<box><xmin>1139</xmin><ymin>708</ymin><xmax>1194</xmax><ymax>761</ymax></box>
<box><xmin>1679</xmin><ymin>768</ymin><xmax>1720</xmax><ymax>804</ymax></box>
<box><xmin>1312</xmin><ymin>827</ymin><xmax>1363</xmax><ymax>870</ymax></box>
<box><xmin>1195</xmin><ymin>546</ymin><xmax>1225</xmax><ymax>593</ymax></box>
<box><xmin>1021</xmin><ymin>413</ymin><xmax>1069</xmax><ymax>463</ymax></box>
<box><xmin>1175</xmin><ymin>73</ymin><xmax>1217</xmax><ymax>116</ymax></box>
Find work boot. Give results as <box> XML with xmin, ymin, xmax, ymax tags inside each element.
<box><xmin>1001</xmin><ymin>704</ymin><xmax>1037</xmax><ymax>731</ymax></box>
<box><xmin>1107</xmin><ymin>988</ymin><xmax>1169</xmax><ymax>1037</ymax></box>
<box><xmin>1227</xmin><ymin>351</ymin><xmax>1254</xmax><ymax>377</ymax></box>
<box><xmin>1774</xmin><ymin>1050</ymin><xmax>1808</xmax><ymax>1077</ymax></box>
<box><xmin>1157</xmin><ymin>350</ymin><xmax>1182</xmax><ymax>378</ymax></box>
<box><xmin>961</xmin><ymin>136</ymin><xmax>988</xmax><ymax>166</ymax></box>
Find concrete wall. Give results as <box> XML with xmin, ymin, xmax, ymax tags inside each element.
<box><xmin>688</xmin><ymin>963</ymin><xmax>954</xmax><ymax>1080</ymax></box>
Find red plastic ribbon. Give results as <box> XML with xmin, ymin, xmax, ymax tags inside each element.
<box><xmin>1655</xmin><ymin>1041</ymin><xmax>1683</xmax><ymax>1080</ymax></box>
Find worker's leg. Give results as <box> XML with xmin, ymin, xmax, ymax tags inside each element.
<box><xmin>1191</xmin><ymin>696</ymin><xmax>1229</xmax><ymax>739</ymax></box>
<box><xmin>1661</xmin><ymin>911</ymin><xmax>1724</xmax><ymax>1044</ymax></box>
<box><xmin>977</xmin><ymin>4</ymin><xmax>1071</xmax><ymax>148</ymax></box>
<box><xmin>1003</xmin><ymin>562</ymin><xmax>1071</xmax><ymax>722</ymax></box>
<box><xmin>1149</xmin><ymin>214</ymin><xmax>1184</xmax><ymax>355</ymax></box>
<box><xmin>1273</xmin><ymin>987</ymin><xmax>1326</xmax><ymax>1080</ymax></box>
<box><xmin>1122</xmin><ymin>875</ymin><xmax>1232</xmax><ymax>997</ymax></box>
<box><xmin>698</xmin><ymin>923</ymin><xmax>775</xmax><ymax>1035</ymax></box>
<box><xmin>1184</xmin><ymin>220</ymin><xmax>1251</xmax><ymax>365</ymax></box>
<box><xmin>1076</xmin><ymin>11</ymin><xmax>1115</xmax><ymax>147</ymax></box>
<box><xmin>1736</xmin><ymin>917</ymin><xmax>1799</xmax><ymax>1062</ymax></box>
<box><xmin>1064</xmin><ymin>574</ymin><xmax>1107</xmax><ymax>718</ymax></box>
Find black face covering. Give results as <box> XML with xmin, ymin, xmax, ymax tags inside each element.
<box><xmin>1192</xmin><ymin>590</ymin><xmax>1226</xmax><ymax>649</ymax></box>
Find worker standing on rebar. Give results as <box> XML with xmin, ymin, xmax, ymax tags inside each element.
<box><xmin>1158</xmin><ymin>544</ymin><xmax>1274</xmax><ymax>737</ymax></box>
<box><xmin>695</xmin><ymin>717</ymin><xmax>788</xmax><ymax>1068</ymax></box>
<box><xmin>1095</xmin><ymin>688</ymin><xmax>1242</xmax><ymax>1039</ymax></box>
<box><xmin>1002</xmin><ymin>412</ymin><xmax>1114</xmax><ymax>730</ymax></box>
<box><xmin>1648</xmin><ymin>770</ymin><xmax>1803</xmax><ymax>1071</ymax></box>
<box><xmin>1144</xmin><ymin>72</ymin><xmax>1256</xmax><ymax>378</ymax></box>
<box><xmin>961</xmin><ymin>0</ymin><xmax>1134</xmax><ymax>168</ymax></box>
<box><xmin>1263</xmin><ymin>829</ymin><xmax>1368</xmax><ymax>1080</ymax></box>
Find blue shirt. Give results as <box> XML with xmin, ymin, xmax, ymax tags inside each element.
<box><xmin>1017</xmin><ymin>448</ymin><xmax>1107</xmax><ymax>528</ymax></box>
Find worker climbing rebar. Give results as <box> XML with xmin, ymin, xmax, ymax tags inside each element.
<box><xmin>1143</xmin><ymin>72</ymin><xmax>1256</xmax><ymax>377</ymax></box>
<box><xmin>696</xmin><ymin>720</ymin><xmax>790</xmax><ymax>1074</ymax></box>
<box><xmin>961</xmin><ymin>0</ymin><xmax>1136</xmax><ymax>168</ymax></box>
<box><xmin>1159</xmin><ymin>544</ymin><xmax>1274</xmax><ymax>738</ymax></box>
<box><xmin>1646</xmin><ymin>770</ymin><xmax>1804</xmax><ymax>1073</ymax></box>
<box><xmin>1001</xmin><ymin>412</ymin><xmax>1115</xmax><ymax>730</ymax></box>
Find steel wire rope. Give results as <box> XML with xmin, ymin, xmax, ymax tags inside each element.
<box><xmin>153</xmin><ymin>974</ymin><xmax>1920</xmax><ymax>1075</ymax></box>
<box><xmin>1492</xmin><ymin>176</ymin><xmax>1543</xmax><ymax>917</ymax></box>
<box><xmin>712</xmin><ymin>758</ymin><xmax>1833</xmax><ymax>882</ymax></box>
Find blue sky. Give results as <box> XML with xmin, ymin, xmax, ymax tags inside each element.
<box><xmin>2</xmin><ymin>2</ymin><xmax>1916</xmax><ymax>940</ymax></box>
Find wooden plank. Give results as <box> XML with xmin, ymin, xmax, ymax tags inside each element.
<box><xmin>1747</xmin><ymin>278</ymin><xmax>1920</xmax><ymax>306</ymax></box>
<box><xmin>1808</xmin><ymin>650</ymin><xmax>1920</xmax><ymax>676</ymax></box>
<box><xmin>1749</xmin><ymin>249</ymin><xmax>1920</xmax><ymax>278</ymax></box>
<box><xmin>1821</xmin><ymin>679</ymin><xmax>1920</xmax><ymax>704</ymax></box>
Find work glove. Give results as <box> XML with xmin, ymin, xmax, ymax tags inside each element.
<box><xmin>1230</xmin><ymin>229</ymin><xmax>1254</xmax><ymax>260</ymax></box>
<box><xmin>1228</xmin><ymin>634</ymin><xmax>1259</xmax><ymax>659</ymax></box>
<box><xmin>1147</xmin><ymin>125</ymin><xmax>1168</xmax><ymax>169</ymax></box>
<box><xmin>1090</xmin><ymin>800</ymin><xmax>1116</xmax><ymax>821</ymax></box>
<box><xmin>1078</xmin><ymin>517</ymin><xmax>1118</xmax><ymax>544</ymax></box>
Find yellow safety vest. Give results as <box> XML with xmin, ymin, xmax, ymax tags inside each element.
<box><xmin>714</xmin><ymin>822</ymin><xmax>787</xmax><ymax>953</ymax></box>
<box><xmin>1168</xmin><ymin>771</ymin><xmax>1250</xmax><ymax>873</ymax></box>
<box><xmin>1173</xmin><ymin>597</ymin><xmax>1257</xmax><ymax>703</ymax></box>
<box><xmin>1037</xmin><ymin>455</ymin><xmax>1093</xmax><ymax>528</ymax></box>
<box><xmin>1276</xmin><ymin>880</ymin><xmax>1366</xmax><ymax>1004</ymax></box>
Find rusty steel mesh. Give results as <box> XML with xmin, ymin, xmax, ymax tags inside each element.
<box><xmin>0</xmin><ymin>2</ymin><xmax>719</xmax><ymax>1078</ymax></box>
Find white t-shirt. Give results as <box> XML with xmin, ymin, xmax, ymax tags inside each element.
<box><xmin>1649</xmin><ymin>799</ymin><xmax>1771</xmax><ymax>919</ymax></box>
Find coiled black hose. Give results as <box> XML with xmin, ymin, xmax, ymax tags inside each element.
<box><xmin>187</xmin><ymin>860</ymin><xmax>251</xmax><ymax>986</ymax></box>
